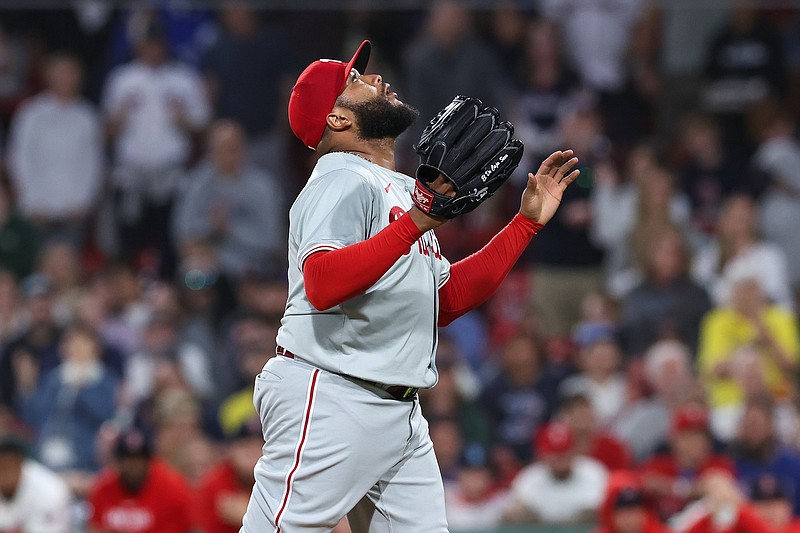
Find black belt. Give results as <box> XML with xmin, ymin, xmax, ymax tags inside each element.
<box><xmin>276</xmin><ymin>346</ymin><xmax>418</xmax><ymax>400</ymax></box>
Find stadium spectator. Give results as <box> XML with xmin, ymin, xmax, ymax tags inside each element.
<box><xmin>681</xmin><ymin>471</ymin><xmax>775</xmax><ymax>533</ymax></box>
<box><xmin>693</xmin><ymin>193</ymin><xmax>794</xmax><ymax>310</ymax></box>
<box><xmin>0</xmin><ymin>24</ymin><xmax>31</xmax><ymax>127</ymax></box>
<box><xmin>444</xmin><ymin>443</ymin><xmax>509</xmax><ymax>531</ymax></box>
<box><xmin>88</xmin><ymin>427</ymin><xmax>193</xmax><ymax>533</ymax></box>
<box><xmin>560</xmin><ymin>325</ymin><xmax>627</xmax><ymax>428</ymax></box>
<box><xmin>541</xmin><ymin>0</ymin><xmax>656</xmax><ymax>143</ymax></box>
<box><xmin>173</xmin><ymin>120</ymin><xmax>284</xmax><ymax>281</ymax></box>
<box><xmin>558</xmin><ymin>392</ymin><xmax>631</xmax><ymax>472</ymax></box>
<box><xmin>750</xmin><ymin>100</ymin><xmax>800</xmax><ymax>301</ymax></box>
<box><xmin>0</xmin><ymin>186</ymin><xmax>40</xmax><ymax>281</ymax></box>
<box><xmin>526</xmin><ymin>108</ymin><xmax>606</xmax><ymax>335</ymax></box>
<box><xmin>593</xmin><ymin>471</ymin><xmax>671</xmax><ymax>533</ymax></box>
<box><xmin>731</xmin><ymin>398</ymin><xmax>800</xmax><ymax>516</ymax></box>
<box><xmin>430</xmin><ymin>417</ymin><xmax>465</xmax><ymax>484</ymax></box>
<box><xmin>619</xmin><ymin>226</ymin><xmax>711</xmax><ymax>357</ymax></box>
<box><xmin>674</xmin><ymin>113</ymin><xmax>749</xmax><ymax>236</ymax></box>
<box><xmin>202</xmin><ymin>5</ymin><xmax>295</xmax><ymax>173</ymax></box>
<box><xmin>511</xmin><ymin>19</ymin><xmax>586</xmax><ymax>167</ymax></box>
<box><xmin>403</xmin><ymin>0</ymin><xmax>509</xmax><ymax>141</ymax></box>
<box><xmin>125</xmin><ymin>311</ymin><xmax>212</xmax><ymax>407</ymax></box>
<box><xmin>91</xmin><ymin>263</ymin><xmax>150</xmax><ymax>358</ymax></box>
<box><xmin>16</xmin><ymin>324</ymin><xmax>118</xmax><ymax>476</ymax></box>
<box><xmin>641</xmin><ymin>404</ymin><xmax>735</xmax><ymax>521</ymax></box>
<box><xmin>748</xmin><ymin>474</ymin><xmax>800</xmax><ymax>533</ymax></box>
<box><xmin>591</xmin><ymin>147</ymin><xmax>693</xmax><ymax>298</ymax></box>
<box><xmin>613</xmin><ymin>340</ymin><xmax>699</xmax><ymax>462</ymax></box>
<box><xmin>697</xmin><ymin>275</ymin><xmax>799</xmax><ymax>441</ymax></box>
<box><xmin>480</xmin><ymin>335</ymin><xmax>552</xmax><ymax>462</ymax></box>
<box><xmin>501</xmin><ymin>422</ymin><xmax>608</xmax><ymax>525</ymax></box>
<box><xmin>218</xmin><ymin>340</ymin><xmax>273</xmax><ymax>438</ymax></box>
<box><xmin>36</xmin><ymin>241</ymin><xmax>85</xmax><ymax>326</ymax></box>
<box><xmin>102</xmin><ymin>18</ymin><xmax>210</xmax><ymax>276</ymax></box>
<box><xmin>419</xmin><ymin>338</ymin><xmax>489</xmax><ymax>448</ymax></box>
<box><xmin>0</xmin><ymin>434</ymin><xmax>72</xmax><ymax>532</ymax></box>
<box><xmin>6</xmin><ymin>53</ymin><xmax>103</xmax><ymax>247</ymax></box>
<box><xmin>196</xmin><ymin>417</ymin><xmax>263</xmax><ymax>533</ymax></box>
<box><xmin>0</xmin><ymin>274</ymin><xmax>62</xmax><ymax>408</ymax></box>
<box><xmin>702</xmin><ymin>6</ymin><xmax>787</xmax><ymax>154</ymax></box>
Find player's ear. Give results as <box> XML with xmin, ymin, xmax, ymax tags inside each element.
<box><xmin>326</xmin><ymin>107</ymin><xmax>353</xmax><ymax>132</ymax></box>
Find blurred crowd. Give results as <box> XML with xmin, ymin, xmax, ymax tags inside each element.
<box><xmin>0</xmin><ymin>1</ymin><xmax>799</xmax><ymax>532</ymax></box>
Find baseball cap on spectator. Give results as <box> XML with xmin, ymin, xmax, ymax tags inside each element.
<box><xmin>288</xmin><ymin>40</ymin><xmax>371</xmax><ymax>149</ymax></box>
<box><xmin>671</xmin><ymin>404</ymin><xmax>710</xmax><ymax>435</ymax></box>
<box><xmin>21</xmin><ymin>273</ymin><xmax>53</xmax><ymax>298</ymax></box>
<box><xmin>535</xmin><ymin>422</ymin><xmax>575</xmax><ymax>457</ymax></box>
<box><xmin>114</xmin><ymin>427</ymin><xmax>152</xmax><ymax>459</ymax></box>
<box><xmin>573</xmin><ymin>322</ymin><xmax>617</xmax><ymax>349</ymax></box>
<box><xmin>459</xmin><ymin>442</ymin><xmax>489</xmax><ymax>469</ymax></box>
<box><xmin>614</xmin><ymin>486</ymin><xmax>645</xmax><ymax>509</ymax></box>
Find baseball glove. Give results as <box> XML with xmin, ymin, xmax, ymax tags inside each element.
<box><xmin>412</xmin><ymin>95</ymin><xmax>524</xmax><ymax>219</ymax></box>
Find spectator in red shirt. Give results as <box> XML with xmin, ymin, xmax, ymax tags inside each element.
<box><xmin>681</xmin><ymin>472</ymin><xmax>774</xmax><ymax>533</ymax></box>
<box><xmin>87</xmin><ymin>427</ymin><xmax>192</xmax><ymax>533</ymax></box>
<box><xmin>559</xmin><ymin>391</ymin><xmax>632</xmax><ymax>472</ymax></box>
<box><xmin>641</xmin><ymin>404</ymin><xmax>735</xmax><ymax>521</ymax></box>
<box><xmin>195</xmin><ymin>418</ymin><xmax>263</xmax><ymax>533</ymax></box>
<box><xmin>594</xmin><ymin>471</ymin><xmax>671</xmax><ymax>533</ymax></box>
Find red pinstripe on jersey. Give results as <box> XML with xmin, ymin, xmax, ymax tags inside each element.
<box><xmin>274</xmin><ymin>368</ymin><xmax>320</xmax><ymax>533</ymax></box>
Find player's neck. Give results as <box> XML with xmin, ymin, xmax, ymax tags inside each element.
<box><xmin>331</xmin><ymin>138</ymin><xmax>397</xmax><ymax>171</ymax></box>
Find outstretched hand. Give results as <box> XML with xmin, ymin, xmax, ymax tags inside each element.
<box><xmin>519</xmin><ymin>149</ymin><xmax>581</xmax><ymax>225</ymax></box>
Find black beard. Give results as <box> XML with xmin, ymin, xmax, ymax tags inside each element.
<box><xmin>347</xmin><ymin>95</ymin><xmax>419</xmax><ymax>141</ymax></box>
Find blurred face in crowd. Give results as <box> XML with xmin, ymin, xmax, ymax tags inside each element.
<box><xmin>427</xmin><ymin>0</ymin><xmax>470</xmax><ymax>49</ymax></box>
<box><xmin>670</xmin><ymin>429</ymin><xmax>711</xmax><ymax>470</ymax></box>
<box><xmin>62</xmin><ymin>327</ymin><xmax>101</xmax><ymax>365</ymax></box>
<box><xmin>645</xmin><ymin>230</ymin><xmax>685</xmax><ymax>285</ymax></box>
<box><xmin>626</xmin><ymin>143</ymin><xmax>658</xmax><ymax>185</ymax></box>
<box><xmin>46</xmin><ymin>56</ymin><xmax>82</xmax><ymax>101</ymax></box>
<box><xmin>210</xmin><ymin>121</ymin><xmax>246</xmax><ymax>177</ymax></box>
<box><xmin>544</xmin><ymin>450</ymin><xmax>574</xmax><ymax>481</ymax></box>
<box><xmin>502</xmin><ymin>336</ymin><xmax>539</xmax><ymax>387</ymax></box>
<box><xmin>39</xmin><ymin>243</ymin><xmax>80</xmax><ymax>291</ymax></box>
<box><xmin>719</xmin><ymin>195</ymin><xmax>757</xmax><ymax>243</ymax></box>
<box><xmin>640</xmin><ymin>168</ymin><xmax>674</xmax><ymax>212</ymax></box>
<box><xmin>561</xmin><ymin>397</ymin><xmax>596</xmax><ymax>437</ymax></box>
<box><xmin>457</xmin><ymin>466</ymin><xmax>493</xmax><ymax>501</ymax></box>
<box><xmin>27</xmin><ymin>292</ymin><xmax>53</xmax><ymax>326</ymax></box>
<box><xmin>118</xmin><ymin>455</ymin><xmax>150</xmax><ymax>493</ymax></box>
<box><xmin>0</xmin><ymin>451</ymin><xmax>22</xmax><ymax>499</ymax></box>
<box><xmin>645</xmin><ymin>343</ymin><xmax>692</xmax><ymax>399</ymax></box>
<box><xmin>221</xmin><ymin>5</ymin><xmax>259</xmax><ymax>37</ymax></box>
<box><xmin>737</xmin><ymin>404</ymin><xmax>774</xmax><ymax>453</ymax></box>
<box><xmin>612</xmin><ymin>507</ymin><xmax>647</xmax><ymax>533</ymax></box>
<box><xmin>580</xmin><ymin>340</ymin><xmax>621</xmax><ymax>381</ymax></box>
<box><xmin>136</xmin><ymin>37</ymin><xmax>167</xmax><ymax>67</ymax></box>
<box><xmin>730</xmin><ymin>278</ymin><xmax>766</xmax><ymax>315</ymax></box>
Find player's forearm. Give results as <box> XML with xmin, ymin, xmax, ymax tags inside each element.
<box><xmin>438</xmin><ymin>214</ymin><xmax>542</xmax><ymax>326</ymax></box>
<box><xmin>303</xmin><ymin>213</ymin><xmax>424</xmax><ymax>311</ymax></box>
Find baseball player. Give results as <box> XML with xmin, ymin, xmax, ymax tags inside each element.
<box><xmin>241</xmin><ymin>40</ymin><xmax>580</xmax><ymax>532</ymax></box>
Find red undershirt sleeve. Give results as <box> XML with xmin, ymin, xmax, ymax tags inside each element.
<box><xmin>303</xmin><ymin>212</ymin><xmax>424</xmax><ymax>311</ymax></box>
<box><xmin>438</xmin><ymin>214</ymin><xmax>543</xmax><ymax>327</ymax></box>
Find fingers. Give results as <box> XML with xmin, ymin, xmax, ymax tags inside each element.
<box><xmin>559</xmin><ymin>169</ymin><xmax>581</xmax><ymax>189</ymax></box>
<box><xmin>536</xmin><ymin>149</ymin><xmax>575</xmax><ymax>177</ymax></box>
<box><xmin>555</xmin><ymin>156</ymin><xmax>580</xmax><ymax>183</ymax></box>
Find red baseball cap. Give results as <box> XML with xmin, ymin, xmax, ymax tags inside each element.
<box><xmin>288</xmin><ymin>40</ymin><xmax>372</xmax><ymax>150</ymax></box>
<box><xmin>535</xmin><ymin>422</ymin><xmax>575</xmax><ymax>457</ymax></box>
<box><xmin>671</xmin><ymin>404</ymin><xmax>710</xmax><ymax>435</ymax></box>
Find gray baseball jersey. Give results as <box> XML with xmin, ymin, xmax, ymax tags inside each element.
<box><xmin>276</xmin><ymin>152</ymin><xmax>451</xmax><ymax>388</ymax></box>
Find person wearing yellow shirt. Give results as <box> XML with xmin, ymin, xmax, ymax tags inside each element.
<box><xmin>697</xmin><ymin>275</ymin><xmax>799</xmax><ymax>442</ymax></box>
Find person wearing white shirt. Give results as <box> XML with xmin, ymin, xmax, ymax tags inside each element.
<box><xmin>0</xmin><ymin>435</ymin><xmax>72</xmax><ymax>533</ymax></box>
<box><xmin>7</xmin><ymin>54</ymin><xmax>103</xmax><ymax>247</ymax></box>
<box><xmin>102</xmin><ymin>21</ymin><xmax>210</xmax><ymax>276</ymax></box>
<box><xmin>501</xmin><ymin>422</ymin><xmax>608</xmax><ymax>525</ymax></box>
